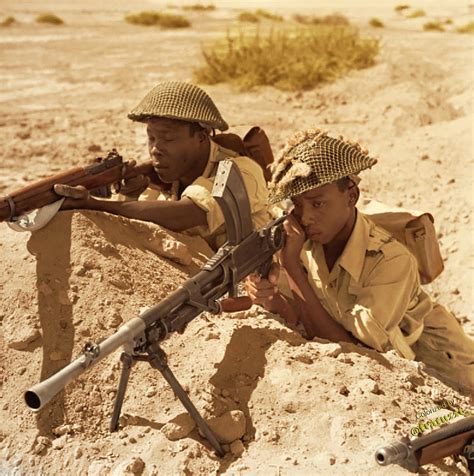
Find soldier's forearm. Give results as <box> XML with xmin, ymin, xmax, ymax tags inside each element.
<box><xmin>65</xmin><ymin>197</ymin><xmax>207</xmax><ymax>232</ymax></box>
<box><xmin>284</xmin><ymin>264</ymin><xmax>359</xmax><ymax>344</ymax></box>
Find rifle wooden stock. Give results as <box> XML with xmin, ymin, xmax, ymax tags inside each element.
<box><xmin>418</xmin><ymin>427</ymin><xmax>474</xmax><ymax>466</ymax></box>
<box><xmin>375</xmin><ymin>416</ymin><xmax>474</xmax><ymax>472</ymax></box>
<box><xmin>0</xmin><ymin>150</ymin><xmax>166</xmax><ymax>222</ymax></box>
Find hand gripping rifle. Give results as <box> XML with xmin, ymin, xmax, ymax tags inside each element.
<box><xmin>375</xmin><ymin>416</ymin><xmax>474</xmax><ymax>473</ymax></box>
<box><xmin>24</xmin><ymin>160</ymin><xmax>286</xmax><ymax>457</ymax></box>
<box><xmin>0</xmin><ymin>150</ymin><xmax>165</xmax><ymax>223</ymax></box>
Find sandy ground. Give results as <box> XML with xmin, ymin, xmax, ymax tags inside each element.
<box><xmin>0</xmin><ymin>1</ymin><xmax>473</xmax><ymax>475</ymax></box>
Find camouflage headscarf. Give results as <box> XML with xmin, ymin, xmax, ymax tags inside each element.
<box><xmin>269</xmin><ymin>129</ymin><xmax>377</xmax><ymax>203</ymax></box>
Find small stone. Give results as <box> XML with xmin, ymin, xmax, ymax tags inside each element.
<box><xmin>329</xmin><ymin>455</ymin><xmax>336</xmax><ymax>465</ymax></box>
<box><xmin>319</xmin><ymin>343</ymin><xmax>342</xmax><ymax>358</ymax></box>
<box><xmin>294</xmin><ymin>353</ymin><xmax>313</xmax><ymax>364</ymax></box>
<box><xmin>161</xmin><ymin>413</ymin><xmax>196</xmax><ymax>441</ymax></box>
<box><xmin>230</xmin><ymin>439</ymin><xmax>245</xmax><ymax>457</ymax></box>
<box><xmin>145</xmin><ymin>387</ymin><xmax>156</xmax><ymax>398</ymax></box>
<box><xmin>52</xmin><ymin>437</ymin><xmax>65</xmax><ymax>450</ymax></box>
<box><xmin>74</xmin><ymin>446</ymin><xmax>83</xmax><ymax>459</ymax></box>
<box><xmin>357</xmin><ymin>378</ymin><xmax>381</xmax><ymax>395</ymax></box>
<box><xmin>52</xmin><ymin>424</ymin><xmax>72</xmax><ymax>436</ymax></box>
<box><xmin>108</xmin><ymin>310</ymin><xmax>123</xmax><ymax>328</ymax></box>
<box><xmin>221</xmin><ymin>389</ymin><xmax>230</xmax><ymax>398</ymax></box>
<box><xmin>339</xmin><ymin>385</ymin><xmax>350</xmax><ymax>396</ymax></box>
<box><xmin>31</xmin><ymin>436</ymin><xmax>50</xmax><ymax>455</ymax></box>
<box><xmin>3</xmin><ymin>311</ymin><xmax>41</xmax><ymax>350</ymax></box>
<box><xmin>128</xmin><ymin>437</ymin><xmax>137</xmax><ymax>444</ymax></box>
<box><xmin>206</xmin><ymin>410</ymin><xmax>246</xmax><ymax>444</ymax></box>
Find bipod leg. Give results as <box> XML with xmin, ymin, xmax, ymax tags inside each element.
<box><xmin>147</xmin><ymin>344</ymin><xmax>225</xmax><ymax>457</ymax></box>
<box><xmin>110</xmin><ymin>352</ymin><xmax>134</xmax><ymax>432</ymax></box>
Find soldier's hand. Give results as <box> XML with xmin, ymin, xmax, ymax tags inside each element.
<box><xmin>244</xmin><ymin>263</ymin><xmax>281</xmax><ymax>312</ymax></box>
<box><xmin>117</xmin><ymin>160</ymin><xmax>150</xmax><ymax>199</ymax></box>
<box><xmin>280</xmin><ymin>213</ymin><xmax>306</xmax><ymax>269</ymax></box>
<box><xmin>54</xmin><ymin>184</ymin><xmax>90</xmax><ymax>210</ymax></box>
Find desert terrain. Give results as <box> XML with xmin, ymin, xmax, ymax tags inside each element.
<box><xmin>0</xmin><ymin>1</ymin><xmax>473</xmax><ymax>475</ymax></box>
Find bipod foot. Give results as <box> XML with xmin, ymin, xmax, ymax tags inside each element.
<box><xmin>147</xmin><ymin>343</ymin><xmax>225</xmax><ymax>457</ymax></box>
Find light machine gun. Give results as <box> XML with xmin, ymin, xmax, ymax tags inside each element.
<box><xmin>24</xmin><ymin>160</ymin><xmax>286</xmax><ymax>457</ymax></box>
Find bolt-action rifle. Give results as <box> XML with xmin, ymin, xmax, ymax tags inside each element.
<box><xmin>375</xmin><ymin>416</ymin><xmax>474</xmax><ymax>473</ymax></box>
<box><xmin>0</xmin><ymin>150</ymin><xmax>165</xmax><ymax>222</ymax></box>
<box><xmin>23</xmin><ymin>160</ymin><xmax>286</xmax><ymax>457</ymax></box>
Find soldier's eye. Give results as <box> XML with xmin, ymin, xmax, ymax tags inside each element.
<box><xmin>312</xmin><ymin>201</ymin><xmax>324</xmax><ymax>208</ymax></box>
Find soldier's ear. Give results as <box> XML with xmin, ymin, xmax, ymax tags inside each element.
<box><xmin>197</xmin><ymin>129</ymin><xmax>210</xmax><ymax>143</ymax></box>
<box><xmin>348</xmin><ymin>184</ymin><xmax>360</xmax><ymax>206</ymax></box>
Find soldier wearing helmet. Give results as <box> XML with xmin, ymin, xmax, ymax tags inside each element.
<box><xmin>245</xmin><ymin>128</ymin><xmax>474</xmax><ymax>395</ymax></box>
<box><xmin>55</xmin><ymin>81</ymin><xmax>269</xmax><ymax>250</ymax></box>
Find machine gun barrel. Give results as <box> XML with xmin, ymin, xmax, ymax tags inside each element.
<box><xmin>24</xmin><ymin>214</ymin><xmax>285</xmax><ymax>411</ymax></box>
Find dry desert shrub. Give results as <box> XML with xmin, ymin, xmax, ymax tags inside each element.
<box><xmin>255</xmin><ymin>9</ymin><xmax>284</xmax><ymax>22</ymax></box>
<box><xmin>182</xmin><ymin>4</ymin><xmax>216</xmax><ymax>11</ymax></box>
<box><xmin>293</xmin><ymin>12</ymin><xmax>350</xmax><ymax>26</ymax></box>
<box><xmin>238</xmin><ymin>12</ymin><xmax>260</xmax><ymax>23</ymax></box>
<box><xmin>456</xmin><ymin>22</ymin><xmax>474</xmax><ymax>33</ymax></box>
<box><xmin>407</xmin><ymin>9</ymin><xmax>426</xmax><ymax>19</ymax></box>
<box><xmin>369</xmin><ymin>18</ymin><xmax>384</xmax><ymax>28</ymax></box>
<box><xmin>125</xmin><ymin>11</ymin><xmax>190</xmax><ymax>28</ymax></box>
<box><xmin>158</xmin><ymin>13</ymin><xmax>191</xmax><ymax>28</ymax></box>
<box><xmin>36</xmin><ymin>13</ymin><xmax>64</xmax><ymax>25</ymax></box>
<box><xmin>125</xmin><ymin>11</ymin><xmax>161</xmax><ymax>26</ymax></box>
<box><xmin>194</xmin><ymin>25</ymin><xmax>379</xmax><ymax>91</ymax></box>
<box><xmin>423</xmin><ymin>21</ymin><xmax>445</xmax><ymax>32</ymax></box>
<box><xmin>394</xmin><ymin>4</ymin><xmax>410</xmax><ymax>13</ymax></box>
<box><xmin>0</xmin><ymin>15</ymin><xmax>16</xmax><ymax>27</ymax></box>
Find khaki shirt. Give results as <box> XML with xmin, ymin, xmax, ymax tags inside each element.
<box><xmin>141</xmin><ymin>139</ymin><xmax>270</xmax><ymax>249</ymax></box>
<box><xmin>300</xmin><ymin>211</ymin><xmax>433</xmax><ymax>359</ymax></box>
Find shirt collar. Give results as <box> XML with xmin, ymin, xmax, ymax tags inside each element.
<box><xmin>309</xmin><ymin>210</ymin><xmax>371</xmax><ymax>283</ymax></box>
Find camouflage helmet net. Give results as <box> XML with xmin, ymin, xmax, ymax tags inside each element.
<box><xmin>128</xmin><ymin>81</ymin><xmax>229</xmax><ymax>131</ymax></box>
<box><xmin>269</xmin><ymin>129</ymin><xmax>378</xmax><ymax>203</ymax></box>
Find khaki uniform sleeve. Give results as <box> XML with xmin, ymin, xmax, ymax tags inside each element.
<box><xmin>182</xmin><ymin>157</ymin><xmax>268</xmax><ymax>235</ymax></box>
<box><xmin>342</xmin><ymin>252</ymin><xmax>419</xmax><ymax>359</ymax></box>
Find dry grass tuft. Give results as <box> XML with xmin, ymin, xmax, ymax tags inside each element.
<box><xmin>255</xmin><ymin>9</ymin><xmax>284</xmax><ymax>22</ymax></box>
<box><xmin>394</xmin><ymin>4</ymin><xmax>410</xmax><ymax>13</ymax></box>
<box><xmin>407</xmin><ymin>9</ymin><xmax>426</xmax><ymax>19</ymax></box>
<box><xmin>125</xmin><ymin>11</ymin><xmax>161</xmax><ymax>26</ymax></box>
<box><xmin>293</xmin><ymin>13</ymin><xmax>350</xmax><ymax>26</ymax></box>
<box><xmin>125</xmin><ymin>11</ymin><xmax>190</xmax><ymax>28</ymax></box>
<box><xmin>423</xmin><ymin>21</ymin><xmax>445</xmax><ymax>32</ymax></box>
<box><xmin>238</xmin><ymin>12</ymin><xmax>260</xmax><ymax>23</ymax></box>
<box><xmin>194</xmin><ymin>25</ymin><xmax>379</xmax><ymax>91</ymax></box>
<box><xmin>0</xmin><ymin>16</ymin><xmax>16</xmax><ymax>27</ymax></box>
<box><xmin>456</xmin><ymin>21</ymin><xmax>474</xmax><ymax>33</ymax></box>
<box><xmin>182</xmin><ymin>4</ymin><xmax>216</xmax><ymax>11</ymax></box>
<box><xmin>158</xmin><ymin>13</ymin><xmax>191</xmax><ymax>28</ymax></box>
<box><xmin>36</xmin><ymin>13</ymin><xmax>64</xmax><ymax>25</ymax></box>
<box><xmin>369</xmin><ymin>18</ymin><xmax>384</xmax><ymax>28</ymax></box>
